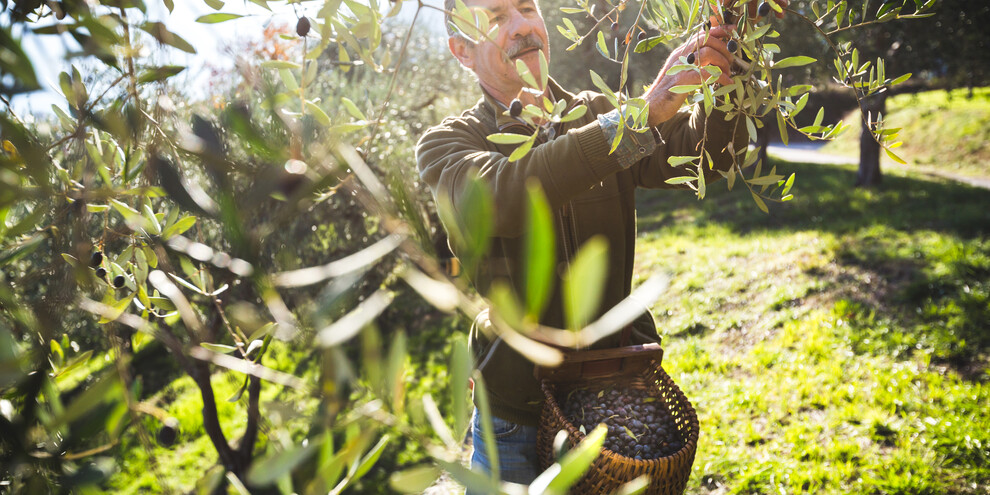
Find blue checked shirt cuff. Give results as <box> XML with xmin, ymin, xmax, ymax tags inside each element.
<box><xmin>597</xmin><ymin>107</ymin><xmax>659</xmax><ymax>169</ymax></box>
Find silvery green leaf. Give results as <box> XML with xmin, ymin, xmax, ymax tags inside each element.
<box><xmin>596</xmin><ymin>31</ymin><xmax>609</xmax><ymax>59</ymax></box>
<box><xmin>773</xmin><ymin>56</ymin><xmax>816</xmax><ymax>69</ymax></box>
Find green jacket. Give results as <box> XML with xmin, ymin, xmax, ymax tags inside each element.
<box><xmin>416</xmin><ymin>79</ymin><xmax>746</xmax><ymax>425</ymax></box>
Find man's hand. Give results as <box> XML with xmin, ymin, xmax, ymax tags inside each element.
<box><xmin>642</xmin><ymin>24</ymin><xmax>736</xmax><ymax>126</ymax></box>
<box><xmin>642</xmin><ymin>0</ymin><xmax>789</xmax><ymax>127</ymax></box>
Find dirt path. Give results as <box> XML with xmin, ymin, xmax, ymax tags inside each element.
<box><xmin>766</xmin><ymin>143</ymin><xmax>990</xmax><ymax>190</ymax></box>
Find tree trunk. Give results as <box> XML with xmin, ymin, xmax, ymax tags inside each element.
<box><xmin>856</xmin><ymin>92</ymin><xmax>887</xmax><ymax>188</ymax></box>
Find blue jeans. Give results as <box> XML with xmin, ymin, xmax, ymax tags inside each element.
<box><xmin>469</xmin><ymin>408</ymin><xmax>540</xmax><ymax>489</ymax></box>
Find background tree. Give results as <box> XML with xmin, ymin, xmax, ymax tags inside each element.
<box><xmin>841</xmin><ymin>0</ymin><xmax>989</xmax><ymax>186</ymax></box>
<box><xmin>768</xmin><ymin>0</ymin><xmax>988</xmax><ymax>187</ymax></box>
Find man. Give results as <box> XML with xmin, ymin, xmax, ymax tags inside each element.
<box><xmin>416</xmin><ymin>0</ymin><xmax>788</xmax><ymax>485</ymax></box>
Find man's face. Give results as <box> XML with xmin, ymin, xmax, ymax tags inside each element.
<box><xmin>450</xmin><ymin>0</ymin><xmax>550</xmax><ymax>102</ymax></box>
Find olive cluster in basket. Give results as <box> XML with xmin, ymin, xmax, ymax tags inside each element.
<box><xmin>561</xmin><ymin>386</ymin><xmax>683</xmax><ymax>460</ymax></box>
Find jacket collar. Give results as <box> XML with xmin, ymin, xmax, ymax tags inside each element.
<box><xmin>480</xmin><ymin>78</ymin><xmax>576</xmax><ymax>131</ymax></box>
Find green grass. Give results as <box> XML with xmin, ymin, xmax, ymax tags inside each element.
<box><xmin>822</xmin><ymin>87</ymin><xmax>990</xmax><ymax>179</ymax></box>
<box><xmin>98</xmin><ymin>158</ymin><xmax>990</xmax><ymax>494</ymax></box>
<box><xmin>104</xmin><ymin>339</ymin><xmax>320</xmax><ymax>494</ymax></box>
<box><xmin>101</xmin><ymin>306</ymin><xmax>468</xmax><ymax>494</ymax></box>
<box><xmin>634</xmin><ymin>159</ymin><xmax>990</xmax><ymax>494</ymax></box>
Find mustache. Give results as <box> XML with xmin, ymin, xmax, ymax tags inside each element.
<box><xmin>504</xmin><ymin>36</ymin><xmax>545</xmax><ymax>60</ymax></box>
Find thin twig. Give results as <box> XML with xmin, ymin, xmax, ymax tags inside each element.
<box><xmin>0</xmin><ymin>94</ymin><xmax>44</xmax><ymax>149</ymax></box>
<box><xmin>45</xmin><ymin>73</ymin><xmax>128</xmax><ymax>153</ymax></box>
<box><xmin>365</xmin><ymin>4</ymin><xmax>422</xmax><ymax>152</ymax></box>
<box><xmin>214</xmin><ymin>297</ymin><xmax>250</xmax><ymax>359</ymax></box>
<box><xmin>783</xmin><ymin>6</ymin><xmax>886</xmax><ymax>148</ymax></box>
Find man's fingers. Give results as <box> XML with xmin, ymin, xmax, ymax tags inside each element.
<box><xmin>681</xmin><ymin>29</ymin><xmax>734</xmax><ymax>62</ymax></box>
<box><xmin>774</xmin><ymin>0</ymin><xmax>789</xmax><ymax>19</ymax></box>
<box><xmin>718</xmin><ymin>71</ymin><xmax>734</xmax><ymax>86</ymax></box>
<box><xmin>678</xmin><ymin>24</ymin><xmax>736</xmax><ymax>76</ymax></box>
<box><xmin>700</xmin><ymin>33</ymin><xmax>734</xmax><ymax>63</ymax></box>
<box><xmin>694</xmin><ymin>47</ymin><xmax>733</xmax><ymax>85</ymax></box>
<box><xmin>681</xmin><ymin>24</ymin><xmax>733</xmax><ymax>58</ymax></box>
<box><xmin>707</xmin><ymin>24</ymin><xmax>735</xmax><ymax>40</ymax></box>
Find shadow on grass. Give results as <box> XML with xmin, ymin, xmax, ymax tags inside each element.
<box><xmin>636</xmin><ymin>160</ymin><xmax>990</xmax><ymax>379</ymax></box>
<box><xmin>636</xmin><ymin>160</ymin><xmax>990</xmax><ymax>239</ymax></box>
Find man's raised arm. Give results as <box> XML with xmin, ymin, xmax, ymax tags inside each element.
<box><xmin>417</xmin><ymin>110</ymin><xmax>627</xmax><ymax>238</ymax></box>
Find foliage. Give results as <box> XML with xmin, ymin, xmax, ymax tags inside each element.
<box><xmin>0</xmin><ymin>0</ymin><xmax>634</xmax><ymax>493</ymax></box>
<box><xmin>0</xmin><ymin>0</ymin><xmax>490</xmax><ymax>492</ymax></box>
<box><xmin>750</xmin><ymin>1</ymin><xmax>989</xmax><ymax>187</ymax></box>
<box><xmin>451</xmin><ymin>0</ymin><xmax>931</xmax><ymax>210</ymax></box>
<box><xmin>872</xmin><ymin>0</ymin><xmax>990</xmax><ymax>91</ymax></box>
<box><xmin>823</xmin><ymin>87</ymin><xmax>990</xmax><ymax>179</ymax></box>
<box><xmin>538</xmin><ymin>0</ymin><xmax>672</xmax><ymax>93</ymax></box>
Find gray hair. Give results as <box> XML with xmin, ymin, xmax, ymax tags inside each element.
<box><xmin>446</xmin><ymin>0</ymin><xmax>543</xmax><ymax>38</ymax></box>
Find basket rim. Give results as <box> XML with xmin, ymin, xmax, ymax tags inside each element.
<box><xmin>539</xmin><ymin>364</ymin><xmax>700</xmax><ymax>466</ymax></box>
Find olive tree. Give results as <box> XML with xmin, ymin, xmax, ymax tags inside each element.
<box><xmin>0</xmin><ymin>0</ymin><xmax>932</xmax><ymax>494</ymax></box>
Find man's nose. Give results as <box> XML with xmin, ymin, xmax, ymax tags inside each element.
<box><xmin>505</xmin><ymin>9</ymin><xmax>533</xmax><ymax>39</ymax></box>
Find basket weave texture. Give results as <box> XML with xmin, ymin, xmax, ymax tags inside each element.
<box><xmin>536</xmin><ymin>359</ymin><xmax>699</xmax><ymax>495</ymax></box>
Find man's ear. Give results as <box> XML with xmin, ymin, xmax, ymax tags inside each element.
<box><xmin>448</xmin><ymin>36</ymin><xmax>475</xmax><ymax>70</ymax></box>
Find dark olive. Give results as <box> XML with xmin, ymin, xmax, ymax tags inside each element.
<box><xmin>157</xmin><ymin>417</ymin><xmax>179</xmax><ymax>447</ymax></box>
<box><xmin>113</xmin><ymin>275</ymin><xmax>126</xmax><ymax>288</ymax></box>
<box><xmin>727</xmin><ymin>39</ymin><xmax>738</xmax><ymax>53</ymax></box>
<box><xmin>95</xmin><ymin>267</ymin><xmax>107</xmax><ymax>279</ymax></box>
<box><xmin>296</xmin><ymin>16</ymin><xmax>311</xmax><ymax>37</ymax></box>
<box><xmin>90</xmin><ymin>251</ymin><xmax>103</xmax><ymax>268</ymax></box>
<box><xmin>509</xmin><ymin>99</ymin><xmax>522</xmax><ymax>118</ymax></box>
<box><xmin>758</xmin><ymin>1</ymin><xmax>772</xmax><ymax>17</ymax></box>
<box><xmin>563</xmin><ymin>385</ymin><xmax>684</xmax><ymax>459</ymax></box>
<box><xmin>637</xmin><ymin>31</ymin><xmax>647</xmax><ymax>41</ymax></box>
<box><xmin>611</xmin><ymin>21</ymin><xmax>619</xmax><ymax>32</ymax></box>
<box><xmin>722</xmin><ymin>8</ymin><xmax>736</xmax><ymax>24</ymax></box>
<box><xmin>686</xmin><ymin>52</ymin><xmax>696</xmax><ymax>65</ymax></box>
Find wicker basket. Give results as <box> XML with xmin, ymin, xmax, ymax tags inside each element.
<box><xmin>536</xmin><ymin>345</ymin><xmax>699</xmax><ymax>495</ymax></box>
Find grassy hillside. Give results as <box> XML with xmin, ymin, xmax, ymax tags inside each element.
<box><xmin>822</xmin><ymin>87</ymin><xmax>990</xmax><ymax>179</ymax></box>
<box><xmin>635</xmin><ymin>160</ymin><xmax>990</xmax><ymax>494</ymax></box>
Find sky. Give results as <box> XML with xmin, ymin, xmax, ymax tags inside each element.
<box><xmin>9</xmin><ymin>0</ymin><xmax>446</xmax><ymax>116</ymax></box>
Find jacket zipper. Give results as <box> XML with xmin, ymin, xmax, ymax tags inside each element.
<box><xmin>559</xmin><ymin>202</ymin><xmax>577</xmax><ymax>266</ymax></box>
<box><xmin>497</xmin><ymin>107</ymin><xmax>580</xmax><ymax>270</ymax></box>
<box><xmin>556</xmin><ymin>100</ymin><xmax>582</xmax><ymax>264</ymax></box>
